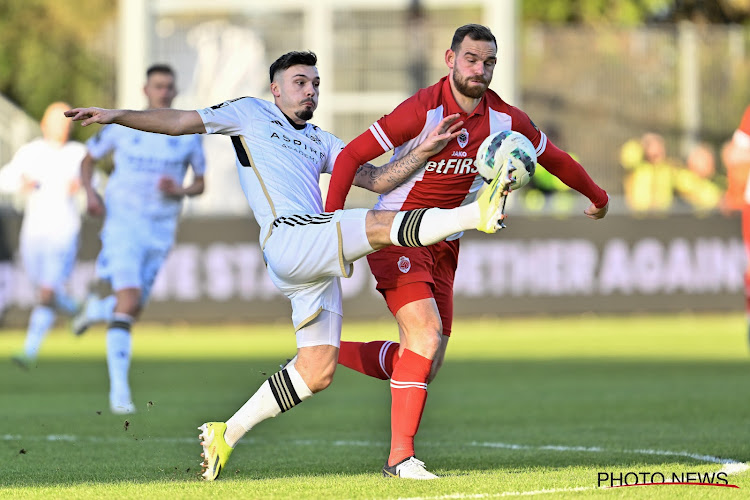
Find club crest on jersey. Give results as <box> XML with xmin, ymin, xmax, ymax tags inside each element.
<box><xmin>397</xmin><ymin>256</ymin><xmax>411</xmax><ymax>274</ymax></box>
<box><xmin>308</xmin><ymin>134</ymin><xmax>322</xmax><ymax>146</ymax></box>
<box><xmin>457</xmin><ymin>128</ymin><xmax>469</xmax><ymax>149</ymax></box>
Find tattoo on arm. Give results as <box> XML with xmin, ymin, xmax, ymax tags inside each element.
<box><xmin>356</xmin><ymin>150</ymin><xmax>426</xmax><ymax>192</ymax></box>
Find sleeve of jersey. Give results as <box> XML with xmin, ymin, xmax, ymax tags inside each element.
<box><xmin>325</xmin><ymin>97</ymin><xmax>425</xmax><ymax>211</ymax></box>
<box><xmin>86</xmin><ymin>125</ymin><xmax>116</xmax><ymax>160</ymax></box>
<box><xmin>321</xmin><ymin>135</ymin><xmax>346</xmax><ymax>175</ymax></box>
<box><xmin>538</xmin><ymin>140</ymin><xmax>609</xmax><ymax>208</ymax></box>
<box><xmin>189</xmin><ymin>136</ymin><xmax>207</xmax><ymax>176</ymax></box>
<box><xmin>197</xmin><ymin>99</ymin><xmax>244</xmax><ymax>136</ymax></box>
<box><xmin>324</xmin><ymin>131</ymin><xmax>386</xmax><ymax>211</ymax></box>
<box><xmin>0</xmin><ymin>146</ymin><xmax>27</xmax><ymax>193</ymax></box>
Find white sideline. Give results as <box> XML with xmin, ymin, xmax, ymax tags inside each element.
<box><xmin>3</xmin><ymin>434</ymin><xmax>747</xmax><ymax>471</ymax></box>
<box><xmin>3</xmin><ymin>434</ymin><xmax>746</xmax><ymax>498</ymax></box>
<box><xmin>470</xmin><ymin>441</ymin><xmax>748</xmax><ymax>467</ymax></box>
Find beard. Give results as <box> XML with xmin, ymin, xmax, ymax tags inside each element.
<box><xmin>453</xmin><ymin>71</ymin><xmax>488</xmax><ymax>99</ymax></box>
<box><xmin>295</xmin><ymin>108</ymin><xmax>314</xmax><ymax>121</ymax></box>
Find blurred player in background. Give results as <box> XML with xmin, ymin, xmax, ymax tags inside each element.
<box><xmin>722</xmin><ymin>104</ymin><xmax>750</xmax><ymax>343</ymax></box>
<box><xmin>66</xmin><ymin>50</ymin><xmax>514</xmax><ymax>480</ymax></box>
<box><xmin>325</xmin><ymin>24</ymin><xmax>609</xmax><ymax>479</ymax></box>
<box><xmin>0</xmin><ymin>102</ymin><xmax>86</xmax><ymax>368</ymax></box>
<box><xmin>72</xmin><ymin>64</ymin><xmax>206</xmax><ymax>414</ymax></box>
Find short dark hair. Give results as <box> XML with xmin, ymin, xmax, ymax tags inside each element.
<box><xmin>146</xmin><ymin>64</ymin><xmax>175</xmax><ymax>79</ymax></box>
<box><xmin>269</xmin><ymin>51</ymin><xmax>317</xmax><ymax>83</ymax></box>
<box><xmin>450</xmin><ymin>24</ymin><xmax>496</xmax><ymax>52</ymax></box>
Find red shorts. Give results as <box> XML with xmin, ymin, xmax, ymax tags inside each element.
<box><xmin>366</xmin><ymin>239</ymin><xmax>460</xmax><ymax>336</ymax></box>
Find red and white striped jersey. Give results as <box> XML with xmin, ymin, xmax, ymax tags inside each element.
<box><xmin>326</xmin><ymin>75</ymin><xmax>607</xmax><ymax>213</ymax></box>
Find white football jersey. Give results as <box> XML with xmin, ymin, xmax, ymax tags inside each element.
<box><xmin>86</xmin><ymin>124</ymin><xmax>205</xmax><ymax>221</ymax></box>
<box><xmin>198</xmin><ymin>97</ymin><xmax>344</xmax><ymax>244</ymax></box>
<box><xmin>0</xmin><ymin>138</ymin><xmax>86</xmax><ymax>242</ymax></box>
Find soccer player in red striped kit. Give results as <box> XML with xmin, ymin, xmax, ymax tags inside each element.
<box><xmin>325</xmin><ymin>24</ymin><xmax>609</xmax><ymax>479</ymax></box>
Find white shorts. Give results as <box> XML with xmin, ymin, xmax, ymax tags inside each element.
<box><xmin>21</xmin><ymin>234</ymin><xmax>77</xmax><ymax>290</ymax></box>
<box><xmin>96</xmin><ymin>216</ymin><xmax>174</xmax><ymax>304</ymax></box>
<box><xmin>263</xmin><ymin>209</ymin><xmax>369</xmax><ymax>330</ymax></box>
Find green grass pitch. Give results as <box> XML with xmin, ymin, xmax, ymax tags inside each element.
<box><xmin>1</xmin><ymin>313</ymin><xmax>749</xmax><ymax>499</ymax></box>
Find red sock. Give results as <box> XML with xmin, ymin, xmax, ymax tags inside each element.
<box><xmin>338</xmin><ymin>340</ymin><xmax>400</xmax><ymax>380</ymax></box>
<box><xmin>388</xmin><ymin>349</ymin><xmax>432</xmax><ymax>466</ymax></box>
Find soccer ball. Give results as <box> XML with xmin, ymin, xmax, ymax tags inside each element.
<box><xmin>475</xmin><ymin>130</ymin><xmax>537</xmax><ymax>189</ymax></box>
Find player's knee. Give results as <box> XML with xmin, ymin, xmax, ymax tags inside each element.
<box><xmin>295</xmin><ymin>346</ymin><xmax>339</xmax><ymax>393</ymax></box>
<box><xmin>114</xmin><ymin>289</ymin><xmax>142</xmax><ymax>317</ymax></box>
<box><xmin>117</xmin><ymin>302</ymin><xmax>141</xmax><ymax>317</ymax></box>
<box><xmin>408</xmin><ymin>323</ymin><xmax>442</xmax><ymax>356</ymax></box>
<box><xmin>38</xmin><ymin>288</ymin><xmax>55</xmax><ymax>306</ymax></box>
<box><xmin>305</xmin><ymin>362</ymin><xmax>337</xmax><ymax>393</ymax></box>
<box><xmin>365</xmin><ymin>210</ymin><xmax>397</xmax><ymax>249</ymax></box>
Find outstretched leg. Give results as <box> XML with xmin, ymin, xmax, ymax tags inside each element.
<box><xmin>200</xmin><ymin>310</ymin><xmax>341</xmax><ymax>481</ymax></box>
<box><xmin>349</xmin><ymin>170</ymin><xmax>510</xmax><ymax>260</ymax></box>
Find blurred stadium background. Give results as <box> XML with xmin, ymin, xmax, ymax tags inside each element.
<box><xmin>0</xmin><ymin>0</ymin><xmax>747</xmax><ymax>325</ymax></box>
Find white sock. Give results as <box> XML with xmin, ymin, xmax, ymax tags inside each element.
<box><xmin>54</xmin><ymin>293</ymin><xmax>78</xmax><ymax>316</ymax></box>
<box><xmin>224</xmin><ymin>363</ymin><xmax>313</xmax><ymax>447</ymax></box>
<box><xmin>96</xmin><ymin>295</ymin><xmax>117</xmax><ymax>323</ymax></box>
<box><xmin>107</xmin><ymin>314</ymin><xmax>133</xmax><ymax>402</ymax></box>
<box><xmin>339</xmin><ymin>208</ymin><xmax>375</xmax><ymax>262</ymax></box>
<box><xmin>390</xmin><ymin>204</ymin><xmax>480</xmax><ymax>247</ymax></box>
<box><xmin>23</xmin><ymin>305</ymin><xmax>56</xmax><ymax>359</ymax></box>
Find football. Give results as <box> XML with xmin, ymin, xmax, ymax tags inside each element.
<box><xmin>475</xmin><ymin>130</ymin><xmax>537</xmax><ymax>189</ymax></box>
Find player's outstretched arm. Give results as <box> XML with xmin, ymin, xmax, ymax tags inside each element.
<box><xmin>65</xmin><ymin>108</ymin><xmax>206</xmax><ymax>136</ymax></box>
<box><xmin>538</xmin><ymin>140</ymin><xmax>609</xmax><ymax>218</ymax></box>
<box><xmin>353</xmin><ymin>113</ymin><xmax>464</xmax><ymax>194</ymax></box>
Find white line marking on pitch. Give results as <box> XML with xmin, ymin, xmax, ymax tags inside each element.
<box><xmin>4</xmin><ymin>435</ymin><xmax>746</xmax><ymax>498</ymax></box>
<box><xmin>3</xmin><ymin>434</ymin><xmax>747</xmax><ymax>470</ymax></box>
<box><xmin>470</xmin><ymin>441</ymin><xmax>749</xmax><ymax>467</ymax></box>
<box><xmin>4</xmin><ymin>434</ymin><xmax>747</xmax><ymax>474</ymax></box>
<box><xmin>396</xmin><ymin>443</ymin><xmax>748</xmax><ymax>500</ymax></box>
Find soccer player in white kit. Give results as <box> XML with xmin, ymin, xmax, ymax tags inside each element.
<box><xmin>72</xmin><ymin>64</ymin><xmax>206</xmax><ymax>414</ymax></box>
<box><xmin>0</xmin><ymin>102</ymin><xmax>85</xmax><ymax>368</ymax></box>
<box><xmin>67</xmin><ymin>51</ymin><xmax>513</xmax><ymax>479</ymax></box>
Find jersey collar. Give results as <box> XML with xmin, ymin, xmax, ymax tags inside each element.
<box><xmin>441</xmin><ymin>75</ymin><xmax>487</xmax><ymax>118</ymax></box>
<box><xmin>281</xmin><ymin>112</ymin><xmax>308</xmax><ymax>130</ymax></box>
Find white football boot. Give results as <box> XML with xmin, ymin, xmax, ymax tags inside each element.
<box><xmin>382</xmin><ymin>456</ymin><xmax>439</xmax><ymax>480</ymax></box>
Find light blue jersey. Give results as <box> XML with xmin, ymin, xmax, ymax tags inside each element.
<box><xmin>86</xmin><ymin>125</ymin><xmax>205</xmax><ymax>297</ymax></box>
<box><xmin>87</xmin><ymin>125</ymin><xmax>205</xmax><ymax>227</ymax></box>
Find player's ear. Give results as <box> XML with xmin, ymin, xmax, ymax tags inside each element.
<box><xmin>270</xmin><ymin>81</ymin><xmax>280</xmax><ymax>98</ymax></box>
<box><xmin>445</xmin><ymin>49</ymin><xmax>455</xmax><ymax>70</ymax></box>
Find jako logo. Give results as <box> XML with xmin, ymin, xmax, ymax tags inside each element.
<box><xmin>597</xmin><ymin>471</ymin><xmax>737</xmax><ymax>489</ymax></box>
